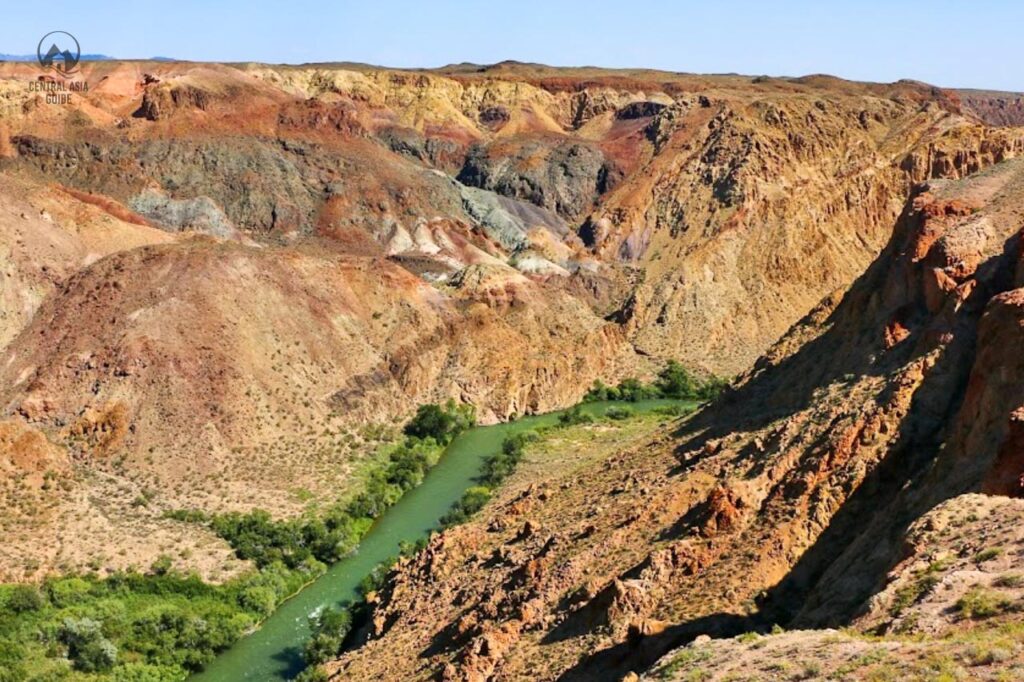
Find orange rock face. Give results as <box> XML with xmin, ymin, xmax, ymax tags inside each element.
<box><xmin>2</xmin><ymin>60</ymin><xmax>1024</xmax><ymax>590</ymax></box>
<box><xmin>324</xmin><ymin>158</ymin><xmax>1024</xmax><ymax>681</ymax></box>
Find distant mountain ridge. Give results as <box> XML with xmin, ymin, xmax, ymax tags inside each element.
<box><xmin>0</xmin><ymin>53</ymin><xmax>176</xmax><ymax>62</ymax></box>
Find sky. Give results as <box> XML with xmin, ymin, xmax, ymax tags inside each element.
<box><xmin>2</xmin><ymin>1</ymin><xmax>1022</xmax><ymax>91</ymax></box>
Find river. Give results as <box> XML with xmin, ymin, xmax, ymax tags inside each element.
<box><xmin>191</xmin><ymin>399</ymin><xmax>688</xmax><ymax>681</ymax></box>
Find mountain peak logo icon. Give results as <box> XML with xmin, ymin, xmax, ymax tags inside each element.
<box><xmin>37</xmin><ymin>31</ymin><xmax>81</xmax><ymax>77</ymax></box>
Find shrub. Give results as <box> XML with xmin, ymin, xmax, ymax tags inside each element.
<box><xmin>583</xmin><ymin>380</ymin><xmax>619</xmax><ymax>402</ymax></box>
<box><xmin>59</xmin><ymin>617</ymin><xmax>118</xmax><ymax>672</ymax></box>
<box><xmin>357</xmin><ymin>562</ymin><xmax>393</xmax><ymax>597</ymax></box>
<box><xmin>403</xmin><ymin>404</ymin><xmax>455</xmax><ymax>442</ymax></box>
<box><xmin>46</xmin><ymin>576</ymin><xmax>95</xmax><ymax>608</ymax></box>
<box><xmin>956</xmin><ymin>587</ymin><xmax>1011</xmax><ymax>619</ymax></box>
<box><xmin>974</xmin><ymin>547</ymin><xmax>1003</xmax><ymax>563</ymax></box>
<box><xmin>614</xmin><ymin>377</ymin><xmax>661</xmax><ymax>402</ymax></box>
<box><xmin>295</xmin><ymin>667</ymin><xmax>330</xmax><ymax>682</ymax></box>
<box><xmin>149</xmin><ymin>555</ymin><xmax>174</xmax><ymax>576</ymax></box>
<box><xmin>478</xmin><ymin>432</ymin><xmax>537</xmax><ymax>487</ymax></box>
<box><xmin>606</xmin><ymin>406</ymin><xmax>634</xmax><ymax>420</ymax></box>
<box><xmin>697</xmin><ymin>375</ymin><xmax>729</xmax><ymax>401</ymax></box>
<box><xmin>559</xmin><ymin>405</ymin><xmax>594</xmax><ymax>426</ymax></box>
<box><xmin>993</xmin><ymin>573</ymin><xmax>1024</xmax><ymax>588</ymax></box>
<box><xmin>238</xmin><ymin>585</ymin><xmax>278</xmax><ymax>617</ymax></box>
<box><xmin>889</xmin><ymin>573</ymin><xmax>940</xmax><ymax>617</ymax></box>
<box><xmin>655</xmin><ymin>360</ymin><xmax>696</xmax><ymax>399</ymax></box>
<box><xmin>403</xmin><ymin>400</ymin><xmax>475</xmax><ymax>444</ymax></box>
<box><xmin>5</xmin><ymin>584</ymin><xmax>45</xmax><ymax>613</ymax></box>
<box><xmin>0</xmin><ymin>639</ymin><xmax>27</xmax><ymax>682</ymax></box>
<box><xmin>398</xmin><ymin>537</ymin><xmax>428</xmax><ymax>557</ymax></box>
<box><xmin>163</xmin><ymin>509</ymin><xmax>209</xmax><ymax>523</ymax></box>
<box><xmin>303</xmin><ymin>606</ymin><xmax>352</xmax><ymax>665</ymax></box>
<box><xmin>103</xmin><ymin>662</ymin><xmax>182</xmax><ymax>681</ymax></box>
<box><xmin>586</xmin><ymin>362</ymin><xmax>727</xmax><ymax>405</ymax></box>
<box><xmin>654</xmin><ymin>404</ymin><xmax>695</xmax><ymax>417</ymax></box>
<box><xmin>441</xmin><ymin>487</ymin><xmax>491</xmax><ymax>527</ymax></box>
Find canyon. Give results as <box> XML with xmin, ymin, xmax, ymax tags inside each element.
<box><xmin>323</xmin><ymin>150</ymin><xmax>1024</xmax><ymax>681</ymax></box>
<box><xmin>1</xmin><ymin>58</ymin><xmax>1024</xmax><ymax>680</ymax></box>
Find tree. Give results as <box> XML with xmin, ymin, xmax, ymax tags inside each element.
<box><xmin>150</xmin><ymin>555</ymin><xmax>174</xmax><ymax>576</ymax></box>
<box><xmin>403</xmin><ymin>401</ymin><xmax>475</xmax><ymax>444</ymax></box>
<box><xmin>303</xmin><ymin>607</ymin><xmax>352</xmax><ymax>665</ymax></box>
<box><xmin>59</xmin><ymin>617</ymin><xmax>117</xmax><ymax>672</ymax></box>
<box><xmin>583</xmin><ymin>380</ymin><xmax>619</xmax><ymax>402</ymax></box>
<box><xmin>655</xmin><ymin>360</ymin><xmax>697</xmax><ymax>399</ymax></box>
<box><xmin>697</xmin><ymin>375</ymin><xmax>729</xmax><ymax>401</ymax></box>
<box><xmin>615</xmin><ymin>377</ymin><xmax>661</xmax><ymax>401</ymax></box>
<box><xmin>238</xmin><ymin>585</ymin><xmax>277</xmax><ymax>617</ymax></box>
<box><xmin>5</xmin><ymin>585</ymin><xmax>44</xmax><ymax>614</ymax></box>
<box><xmin>403</xmin><ymin>403</ymin><xmax>454</xmax><ymax>442</ymax></box>
<box><xmin>559</xmin><ymin>405</ymin><xmax>594</xmax><ymax>426</ymax></box>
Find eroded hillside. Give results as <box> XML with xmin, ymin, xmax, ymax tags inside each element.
<box><xmin>321</xmin><ymin>158</ymin><xmax>1024</xmax><ymax>681</ymax></box>
<box><xmin>2</xmin><ymin>60</ymin><xmax>1024</xmax><ymax>581</ymax></box>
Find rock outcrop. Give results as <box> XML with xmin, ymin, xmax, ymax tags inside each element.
<box><xmin>325</xmin><ymin>159</ymin><xmax>1024</xmax><ymax>681</ymax></box>
<box><xmin>3</xmin><ymin>59</ymin><xmax>1024</xmax><ymax>587</ymax></box>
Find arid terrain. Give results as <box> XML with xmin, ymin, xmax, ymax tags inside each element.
<box><xmin>321</xmin><ymin>137</ymin><xmax>1024</xmax><ymax>681</ymax></box>
<box><xmin>2</xmin><ymin>57</ymin><xmax>1024</xmax><ymax>681</ymax></box>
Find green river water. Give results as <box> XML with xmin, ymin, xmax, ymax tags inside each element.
<box><xmin>191</xmin><ymin>399</ymin><xmax>687</xmax><ymax>681</ymax></box>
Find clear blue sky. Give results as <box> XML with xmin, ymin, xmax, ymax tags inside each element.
<box><xmin>3</xmin><ymin>1</ymin><xmax>1022</xmax><ymax>91</ymax></box>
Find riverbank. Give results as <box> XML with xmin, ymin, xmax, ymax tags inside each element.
<box><xmin>0</xmin><ymin>400</ymin><xmax>694</xmax><ymax>681</ymax></box>
<box><xmin>192</xmin><ymin>399</ymin><xmax>694</xmax><ymax>681</ymax></box>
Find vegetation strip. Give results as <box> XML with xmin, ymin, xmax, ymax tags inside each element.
<box><xmin>0</xmin><ymin>401</ymin><xmax>475</xmax><ymax>681</ymax></box>
<box><xmin>296</xmin><ymin>399</ymin><xmax>698</xmax><ymax>680</ymax></box>
<box><xmin>0</xmin><ymin>364</ymin><xmax>707</xmax><ymax>681</ymax></box>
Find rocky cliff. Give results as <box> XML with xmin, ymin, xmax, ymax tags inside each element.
<box><xmin>958</xmin><ymin>88</ymin><xmax>1024</xmax><ymax>127</ymax></box>
<box><xmin>323</xmin><ymin>158</ymin><xmax>1024</xmax><ymax>681</ymax></box>
<box><xmin>2</xmin><ymin>60</ymin><xmax>1024</xmax><ymax>582</ymax></box>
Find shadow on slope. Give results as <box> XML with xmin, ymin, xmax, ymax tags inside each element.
<box><xmin>560</xmin><ymin>207</ymin><xmax>1023</xmax><ymax>680</ymax></box>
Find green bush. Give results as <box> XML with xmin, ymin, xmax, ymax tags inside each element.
<box><xmin>46</xmin><ymin>576</ymin><xmax>95</xmax><ymax>608</ymax></box>
<box><xmin>303</xmin><ymin>607</ymin><xmax>352</xmax><ymax>665</ymax></box>
<box><xmin>163</xmin><ymin>509</ymin><xmax>209</xmax><ymax>523</ymax></box>
<box><xmin>238</xmin><ymin>585</ymin><xmax>277</xmax><ymax>618</ymax></box>
<box><xmin>583</xmin><ymin>379</ymin><xmax>619</xmax><ymax>402</ymax></box>
<box><xmin>59</xmin><ymin>617</ymin><xmax>118</xmax><ymax>672</ymax></box>
<box><xmin>403</xmin><ymin>403</ymin><xmax>455</xmax><ymax>442</ymax></box>
<box><xmin>478</xmin><ymin>432</ymin><xmax>537</xmax><ymax>487</ymax></box>
<box><xmin>5</xmin><ymin>584</ymin><xmax>45</xmax><ymax>613</ymax></box>
<box><xmin>655</xmin><ymin>360</ymin><xmax>696</xmax><ymax>399</ymax></box>
<box><xmin>697</xmin><ymin>375</ymin><xmax>729</xmax><ymax>401</ymax></box>
<box><xmin>614</xmin><ymin>377</ymin><xmax>662</xmax><ymax>402</ymax></box>
<box><xmin>0</xmin><ymin>639</ymin><xmax>28</xmax><ymax>682</ymax></box>
<box><xmin>956</xmin><ymin>587</ymin><xmax>1011</xmax><ymax>619</ymax></box>
<box><xmin>559</xmin><ymin>405</ymin><xmax>594</xmax><ymax>426</ymax></box>
<box><xmin>653</xmin><ymin>404</ymin><xmax>695</xmax><ymax>417</ymax></box>
<box><xmin>606</xmin><ymin>406</ymin><xmax>634</xmax><ymax>420</ymax></box>
<box><xmin>403</xmin><ymin>400</ymin><xmax>475</xmax><ymax>444</ymax></box>
<box><xmin>107</xmin><ymin>662</ymin><xmax>183</xmax><ymax>681</ymax></box>
<box><xmin>974</xmin><ymin>547</ymin><xmax>1003</xmax><ymax>563</ymax></box>
<box><xmin>993</xmin><ymin>573</ymin><xmax>1024</xmax><ymax>588</ymax></box>
<box><xmin>440</xmin><ymin>487</ymin><xmax>492</xmax><ymax>527</ymax></box>
<box><xmin>149</xmin><ymin>555</ymin><xmax>173</xmax><ymax>577</ymax></box>
<box><xmin>358</xmin><ymin>561</ymin><xmax>394</xmax><ymax>597</ymax></box>
<box><xmin>585</xmin><ymin>361</ymin><xmax>728</xmax><ymax>405</ymax></box>
<box><xmin>295</xmin><ymin>667</ymin><xmax>330</xmax><ymax>682</ymax></box>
